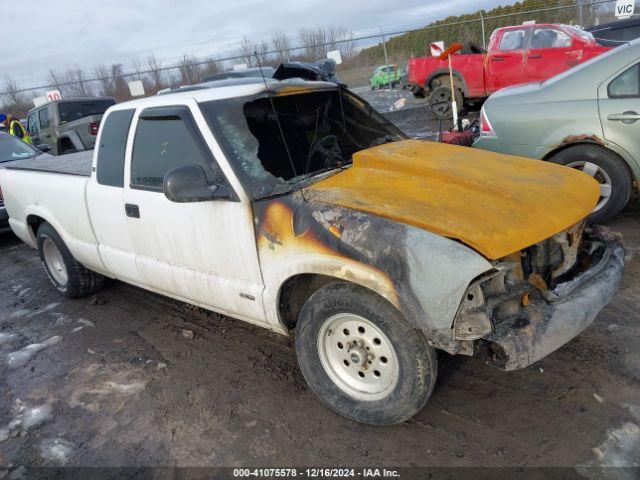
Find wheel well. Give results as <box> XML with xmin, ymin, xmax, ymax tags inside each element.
<box><xmin>428</xmin><ymin>74</ymin><xmax>465</xmax><ymax>96</ymax></box>
<box><xmin>278</xmin><ymin>274</ymin><xmax>340</xmax><ymax>330</ymax></box>
<box><xmin>543</xmin><ymin>141</ymin><xmax>635</xmax><ymax>181</ymax></box>
<box><xmin>26</xmin><ymin>215</ymin><xmax>46</xmax><ymax>240</ymax></box>
<box><xmin>58</xmin><ymin>137</ymin><xmax>73</xmax><ymax>152</ymax></box>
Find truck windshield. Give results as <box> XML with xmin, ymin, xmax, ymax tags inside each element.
<box><xmin>199</xmin><ymin>88</ymin><xmax>406</xmax><ymax>199</ymax></box>
<box><xmin>0</xmin><ymin>135</ymin><xmax>40</xmax><ymax>163</ymax></box>
<box><xmin>58</xmin><ymin>99</ymin><xmax>115</xmax><ymax>123</ymax></box>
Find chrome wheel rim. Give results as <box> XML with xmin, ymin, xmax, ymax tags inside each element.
<box><xmin>567</xmin><ymin>161</ymin><xmax>612</xmax><ymax>213</ymax></box>
<box><xmin>42</xmin><ymin>237</ymin><xmax>68</xmax><ymax>285</ymax></box>
<box><xmin>318</xmin><ymin>313</ymin><xmax>399</xmax><ymax>402</ymax></box>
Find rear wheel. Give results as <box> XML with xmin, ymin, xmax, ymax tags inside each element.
<box><xmin>295</xmin><ymin>282</ymin><xmax>438</xmax><ymax>425</ymax></box>
<box><xmin>549</xmin><ymin>144</ymin><xmax>631</xmax><ymax>224</ymax></box>
<box><xmin>428</xmin><ymin>86</ymin><xmax>463</xmax><ymax>120</ymax></box>
<box><xmin>37</xmin><ymin>222</ymin><xmax>106</xmax><ymax>298</ymax></box>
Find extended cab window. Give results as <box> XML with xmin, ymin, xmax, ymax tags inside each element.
<box><xmin>131</xmin><ymin>108</ymin><xmax>224</xmax><ymax>190</ymax></box>
<box><xmin>96</xmin><ymin>109</ymin><xmax>134</xmax><ymax>187</ymax></box>
<box><xmin>608</xmin><ymin>64</ymin><xmax>640</xmax><ymax>97</ymax></box>
<box><xmin>38</xmin><ymin>107</ymin><xmax>50</xmax><ymax>129</ymax></box>
<box><xmin>531</xmin><ymin>28</ymin><xmax>572</xmax><ymax>49</ymax></box>
<box><xmin>58</xmin><ymin>99</ymin><xmax>116</xmax><ymax>123</ymax></box>
<box><xmin>498</xmin><ymin>30</ymin><xmax>525</xmax><ymax>50</ymax></box>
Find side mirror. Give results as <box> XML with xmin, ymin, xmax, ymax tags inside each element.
<box><xmin>163</xmin><ymin>164</ymin><xmax>223</xmax><ymax>203</ymax></box>
<box><xmin>37</xmin><ymin>144</ymin><xmax>52</xmax><ymax>153</ymax></box>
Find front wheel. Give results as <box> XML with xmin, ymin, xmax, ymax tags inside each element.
<box><xmin>295</xmin><ymin>282</ymin><xmax>437</xmax><ymax>425</ymax></box>
<box><xmin>549</xmin><ymin>144</ymin><xmax>631</xmax><ymax>224</ymax></box>
<box><xmin>37</xmin><ymin>222</ymin><xmax>106</xmax><ymax>298</ymax></box>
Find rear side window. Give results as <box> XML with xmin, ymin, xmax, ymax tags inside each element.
<box><xmin>608</xmin><ymin>64</ymin><xmax>640</xmax><ymax>97</ymax></box>
<box><xmin>531</xmin><ymin>28</ymin><xmax>572</xmax><ymax>49</ymax></box>
<box><xmin>58</xmin><ymin>99</ymin><xmax>115</xmax><ymax>123</ymax></box>
<box><xmin>498</xmin><ymin>30</ymin><xmax>525</xmax><ymax>50</ymax></box>
<box><xmin>96</xmin><ymin>109</ymin><xmax>134</xmax><ymax>187</ymax></box>
<box><xmin>130</xmin><ymin>108</ymin><xmax>224</xmax><ymax>190</ymax></box>
<box><xmin>38</xmin><ymin>108</ymin><xmax>50</xmax><ymax>129</ymax></box>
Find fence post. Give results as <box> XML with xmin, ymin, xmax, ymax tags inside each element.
<box><xmin>480</xmin><ymin>11</ymin><xmax>486</xmax><ymax>49</ymax></box>
<box><xmin>380</xmin><ymin>27</ymin><xmax>392</xmax><ymax>90</ymax></box>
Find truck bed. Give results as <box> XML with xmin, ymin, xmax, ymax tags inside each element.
<box><xmin>5</xmin><ymin>151</ymin><xmax>93</xmax><ymax>177</ymax></box>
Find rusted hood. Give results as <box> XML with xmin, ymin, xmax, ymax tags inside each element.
<box><xmin>307</xmin><ymin>140</ymin><xmax>599</xmax><ymax>259</ymax></box>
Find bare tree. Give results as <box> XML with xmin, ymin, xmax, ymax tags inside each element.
<box><xmin>146</xmin><ymin>54</ymin><xmax>165</xmax><ymax>92</ymax></box>
<box><xmin>178</xmin><ymin>55</ymin><xmax>202</xmax><ymax>85</ymax></box>
<box><xmin>94</xmin><ymin>65</ymin><xmax>114</xmax><ymax>97</ymax></box>
<box><xmin>237</xmin><ymin>36</ymin><xmax>256</xmax><ymax>67</ymax></box>
<box><xmin>1</xmin><ymin>75</ymin><xmax>29</xmax><ymax>117</ymax></box>
<box><xmin>271</xmin><ymin>31</ymin><xmax>291</xmax><ymax>63</ymax></box>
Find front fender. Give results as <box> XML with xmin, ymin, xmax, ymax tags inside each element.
<box><xmin>254</xmin><ymin>195</ymin><xmax>493</xmax><ymax>333</ymax></box>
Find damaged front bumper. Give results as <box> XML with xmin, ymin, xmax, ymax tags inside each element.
<box><xmin>485</xmin><ymin>233</ymin><xmax>624</xmax><ymax>371</ymax></box>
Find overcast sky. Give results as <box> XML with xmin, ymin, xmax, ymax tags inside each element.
<box><xmin>1</xmin><ymin>0</ymin><xmax>509</xmax><ymax>89</ymax></box>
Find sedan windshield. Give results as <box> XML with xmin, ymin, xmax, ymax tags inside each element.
<box><xmin>0</xmin><ymin>135</ymin><xmax>40</xmax><ymax>163</ymax></box>
<box><xmin>200</xmin><ymin>88</ymin><xmax>406</xmax><ymax>199</ymax></box>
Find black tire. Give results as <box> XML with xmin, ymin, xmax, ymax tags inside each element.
<box><xmin>37</xmin><ymin>222</ymin><xmax>106</xmax><ymax>298</ymax></box>
<box><xmin>295</xmin><ymin>282</ymin><xmax>438</xmax><ymax>425</ymax></box>
<box><xmin>428</xmin><ymin>85</ymin><xmax>463</xmax><ymax>120</ymax></box>
<box><xmin>549</xmin><ymin>144</ymin><xmax>632</xmax><ymax>224</ymax></box>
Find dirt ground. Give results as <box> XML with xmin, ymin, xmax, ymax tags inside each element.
<box><xmin>0</xmin><ymin>92</ymin><xmax>639</xmax><ymax>475</ymax></box>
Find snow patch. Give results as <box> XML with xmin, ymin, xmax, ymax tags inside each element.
<box><xmin>39</xmin><ymin>438</ymin><xmax>75</xmax><ymax>465</ymax></box>
<box><xmin>22</xmin><ymin>404</ymin><xmax>53</xmax><ymax>430</ymax></box>
<box><xmin>77</xmin><ymin>318</ymin><xmax>95</xmax><ymax>328</ymax></box>
<box><xmin>0</xmin><ymin>428</ymin><xmax>9</xmax><ymax>442</ymax></box>
<box><xmin>8</xmin><ymin>310</ymin><xmax>30</xmax><ymax>320</ymax></box>
<box><xmin>71</xmin><ymin>327</ymin><xmax>83</xmax><ymax>333</ymax></box>
<box><xmin>7</xmin><ymin>336</ymin><xmax>62</xmax><ymax>368</ymax></box>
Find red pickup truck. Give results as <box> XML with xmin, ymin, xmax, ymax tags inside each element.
<box><xmin>407</xmin><ymin>23</ymin><xmax>609</xmax><ymax>114</ymax></box>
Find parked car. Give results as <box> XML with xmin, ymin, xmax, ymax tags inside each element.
<box><xmin>370</xmin><ymin>64</ymin><xmax>403</xmax><ymax>89</ymax></box>
<box><xmin>0</xmin><ymin>132</ymin><xmax>52</xmax><ymax>231</ymax></box>
<box><xmin>0</xmin><ymin>77</ymin><xmax>623</xmax><ymax>425</ymax></box>
<box><xmin>26</xmin><ymin>97</ymin><xmax>116</xmax><ymax>155</ymax></box>
<box><xmin>474</xmin><ymin>38</ymin><xmax>640</xmax><ymax>224</ymax></box>
<box><xmin>587</xmin><ymin>17</ymin><xmax>640</xmax><ymax>47</ymax></box>
<box><xmin>407</xmin><ymin>23</ymin><xmax>609</xmax><ymax>115</ymax></box>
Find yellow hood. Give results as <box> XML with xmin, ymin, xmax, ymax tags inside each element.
<box><xmin>308</xmin><ymin>140</ymin><xmax>599</xmax><ymax>259</ymax></box>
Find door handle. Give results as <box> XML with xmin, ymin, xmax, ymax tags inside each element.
<box><xmin>125</xmin><ymin>204</ymin><xmax>140</xmax><ymax>218</ymax></box>
<box><xmin>491</xmin><ymin>56</ymin><xmax>505</xmax><ymax>62</ymax></box>
<box><xmin>528</xmin><ymin>54</ymin><xmax>543</xmax><ymax>59</ymax></box>
<box><xmin>607</xmin><ymin>111</ymin><xmax>640</xmax><ymax>124</ymax></box>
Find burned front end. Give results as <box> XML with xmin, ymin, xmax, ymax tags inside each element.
<box><xmin>452</xmin><ymin>223</ymin><xmax>624</xmax><ymax>370</ymax></box>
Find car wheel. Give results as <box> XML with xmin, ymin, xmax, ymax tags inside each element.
<box><xmin>37</xmin><ymin>222</ymin><xmax>106</xmax><ymax>298</ymax></box>
<box><xmin>549</xmin><ymin>144</ymin><xmax>631</xmax><ymax>224</ymax></box>
<box><xmin>295</xmin><ymin>281</ymin><xmax>438</xmax><ymax>425</ymax></box>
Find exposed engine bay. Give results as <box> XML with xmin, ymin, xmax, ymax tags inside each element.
<box><xmin>449</xmin><ymin>223</ymin><xmax>623</xmax><ymax>370</ymax></box>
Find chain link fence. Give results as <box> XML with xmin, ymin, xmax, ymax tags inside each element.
<box><xmin>0</xmin><ymin>0</ymin><xmax>624</xmax><ymax>115</ymax></box>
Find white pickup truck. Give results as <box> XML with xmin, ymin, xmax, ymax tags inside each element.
<box><xmin>0</xmin><ymin>78</ymin><xmax>624</xmax><ymax>425</ymax></box>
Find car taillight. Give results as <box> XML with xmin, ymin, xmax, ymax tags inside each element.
<box><xmin>89</xmin><ymin>122</ymin><xmax>100</xmax><ymax>136</ymax></box>
<box><xmin>480</xmin><ymin>107</ymin><xmax>496</xmax><ymax>137</ymax></box>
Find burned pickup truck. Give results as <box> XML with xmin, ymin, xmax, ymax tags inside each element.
<box><xmin>0</xmin><ymin>77</ymin><xmax>624</xmax><ymax>425</ymax></box>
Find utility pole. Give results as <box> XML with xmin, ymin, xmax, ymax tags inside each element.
<box><xmin>380</xmin><ymin>27</ymin><xmax>392</xmax><ymax>90</ymax></box>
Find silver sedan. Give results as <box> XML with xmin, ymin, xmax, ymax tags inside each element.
<box><xmin>474</xmin><ymin>38</ymin><xmax>640</xmax><ymax>223</ymax></box>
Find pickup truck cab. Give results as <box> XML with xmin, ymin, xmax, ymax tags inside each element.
<box><xmin>0</xmin><ymin>78</ymin><xmax>624</xmax><ymax>425</ymax></box>
<box><xmin>26</xmin><ymin>97</ymin><xmax>116</xmax><ymax>155</ymax></box>
<box><xmin>408</xmin><ymin>23</ymin><xmax>609</xmax><ymax>114</ymax></box>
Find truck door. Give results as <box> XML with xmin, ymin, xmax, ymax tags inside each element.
<box><xmin>86</xmin><ymin>108</ymin><xmax>144</xmax><ymax>285</ymax></box>
<box><xmin>37</xmin><ymin>105</ymin><xmax>55</xmax><ymax>151</ymax></box>
<box><xmin>122</xmin><ymin>102</ymin><xmax>266</xmax><ymax>324</ymax></box>
<box><xmin>598</xmin><ymin>62</ymin><xmax>640</xmax><ymax>168</ymax></box>
<box><xmin>486</xmin><ymin>28</ymin><xmax>527</xmax><ymax>94</ymax></box>
<box><xmin>525</xmin><ymin>27</ymin><xmax>576</xmax><ymax>83</ymax></box>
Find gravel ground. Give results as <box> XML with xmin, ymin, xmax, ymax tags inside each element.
<box><xmin>0</xmin><ymin>91</ymin><xmax>638</xmax><ymax>475</ymax></box>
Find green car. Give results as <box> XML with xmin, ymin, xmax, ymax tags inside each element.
<box><xmin>370</xmin><ymin>65</ymin><xmax>404</xmax><ymax>90</ymax></box>
<box><xmin>474</xmin><ymin>39</ymin><xmax>640</xmax><ymax>224</ymax></box>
